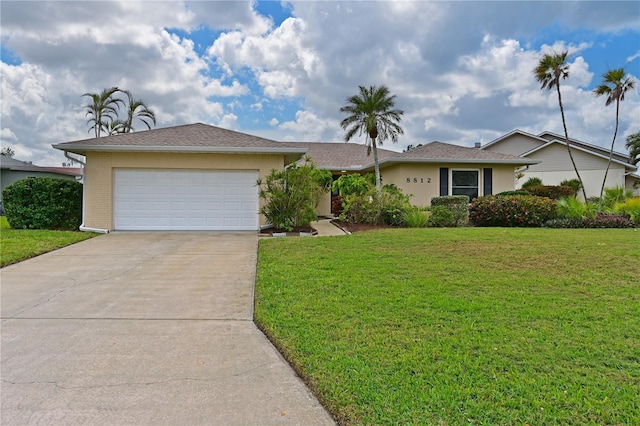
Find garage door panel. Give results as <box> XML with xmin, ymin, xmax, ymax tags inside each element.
<box><xmin>114</xmin><ymin>169</ymin><xmax>259</xmax><ymax>231</ymax></box>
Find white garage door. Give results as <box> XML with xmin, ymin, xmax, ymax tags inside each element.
<box><xmin>114</xmin><ymin>169</ymin><xmax>259</xmax><ymax>231</ymax></box>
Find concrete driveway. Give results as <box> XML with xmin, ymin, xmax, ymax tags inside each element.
<box><xmin>1</xmin><ymin>232</ymin><xmax>335</xmax><ymax>425</ymax></box>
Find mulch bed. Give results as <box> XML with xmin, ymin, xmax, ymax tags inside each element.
<box><xmin>259</xmin><ymin>226</ymin><xmax>318</xmax><ymax>237</ymax></box>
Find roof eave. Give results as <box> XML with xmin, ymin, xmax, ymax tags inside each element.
<box><xmin>52</xmin><ymin>144</ymin><xmax>308</xmax><ymax>155</ymax></box>
<box><xmin>379</xmin><ymin>158</ymin><xmax>540</xmax><ymax>166</ymax></box>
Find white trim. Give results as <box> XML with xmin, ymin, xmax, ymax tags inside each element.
<box><xmin>450</xmin><ymin>168</ymin><xmax>481</xmax><ymax>198</ymax></box>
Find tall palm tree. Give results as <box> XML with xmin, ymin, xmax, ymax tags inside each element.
<box><xmin>83</xmin><ymin>86</ymin><xmax>123</xmax><ymax>137</ymax></box>
<box><xmin>626</xmin><ymin>131</ymin><xmax>640</xmax><ymax>166</ymax></box>
<box><xmin>534</xmin><ymin>51</ymin><xmax>587</xmax><ymax>200</ymax></box>
<box><xmin>339</xmin><ymin>85</ymin><xmax>404</xmax><ymax>192</ymax></box>
<box><xmin>120</xmin><ymin>89</ymin><xmax>156</xmax><ymax>133</ymax></box>
<box><xmin>593</xmin><ymin>68</ymin><xmax>636</xmax><ymax>210</ymax></box>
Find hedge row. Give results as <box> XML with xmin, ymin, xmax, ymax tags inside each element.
<box><xmin>469</xmin><ymin>195</ymin><xmax>557</xmax><ymax>227</ymax></box>
<box><xmin>2</xmin><ymin>178</ymin><xmax>82</xmax><ymax>230</ymax></box>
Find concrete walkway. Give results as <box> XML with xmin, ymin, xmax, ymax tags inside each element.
<box><xmin>1</xmin><ymin>232</ymin><xmax>335</xmax><ymax>425</ymax></box>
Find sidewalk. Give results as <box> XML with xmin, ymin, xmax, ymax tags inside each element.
<box><xmin>312</xmin><ymin>218</ymin><xmax>348</xmax><ymax>236</ymax></box>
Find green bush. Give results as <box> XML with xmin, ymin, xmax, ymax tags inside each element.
<box><xmin>2</xmin><ymin>177</ymin><xmax>83</xmax><ymax>230</ymax></box>
<box><xmin>332</xmin><ymin>173</ymin><xmax>375</xmax><ymax>196</ymax></box>
<box><xmin>559</xmin><ymin>178</ymin><xmax>581</xmax><ymax>195</ymax></box>
<box><xmin>469</xmin><ymin>194</ymin><xmax>558</xmax><ymax>227</ymax></box>
<box><xmin>258</xmin><ymin>157</ymin><xmax>332</xmax><ymax>231</ymax></box>
<box><xmin>556</xmin><ymin>197</ymin><xmax>597</xmax><ymax>219</ymax></box>
<box><xmin>430</xmin><ymin>195</ymin><xmax>469</xmax><ymax>226</ymax></box>
<box><xmin>340</xmin><ymin>186</ymin><xmax>412</xmax><ymax>226</ymax></box>
<box><xmin>526</xmin><ymin>185</ymin><xmax>575</xmax><ymax>200</ymax></box>
<box><xmin>544</xmin><ymin>213</ymin><xmax>635</xmax><ymax>229</ymax></box>
<box><xmin>404</xmin><ymin>208</ymin><xmax>430</xmax><ymax>228</ymax></box>
<box><xmin>497</xmin><ymin>190</ymin><xmax>531</xmax><ymax>196</ymax></box>
<box><xmin>521</xmin><ymin>177</ymin><xmax>543</xmax><ymax>188</ymax></box>
<box><xmin>602</xmin><ymin>186</ymin><xmax>634</xmax><ymax>211</ymax></box>
<box><xmin>614</xmin><ymin>197</ymin><xmax>640</xmax><ymax>223</ymax></box>
<box><xmin>428</xmin><ymin>205</ymin><xmax>456</xmax><ymax>227</ymax></box>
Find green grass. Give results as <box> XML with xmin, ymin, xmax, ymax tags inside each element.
<box><xmin>0</xmin><ymin>216</ymin><xmax>97</xmax><ymax>267</ymax></box>
<box><xmin>255</xmin><ymin>228</ymin><xmax>640</xmax><ymax>425</ymax></box>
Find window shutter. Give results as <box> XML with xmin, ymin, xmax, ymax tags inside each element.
<box><xmin>440</xmin><ymin>168</ymin><xmax>449</xmax><ymax>196</ymax></box>
<box><xmin>483</xmin><ymin>168</ymin><xmax>493</xmax><ymax>195</ymax></box>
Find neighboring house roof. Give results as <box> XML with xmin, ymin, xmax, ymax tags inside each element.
<box><xmin>0</xmin><ymin>155</ymin><xmax>82</xmax><ymax>177</ymax></box>
<box><xmin>53</xmin><ymin>123</ymin><xmax>307</xmax><ymax>157</ymax></box>
<box><xmin>482</xmin><ymin>129</ymin><xmax>634</xmax><ymax>170</ymax></box>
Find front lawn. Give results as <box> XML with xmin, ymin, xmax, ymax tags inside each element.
<box><xmin>0</xmin><ymin>216</ymin><xmax>97</xmax><ymax>267</ymax></box>
<box><xmin>255</xmin><ymin>228</ymin><xmax>640</xmax><ymax>425</ymax></box>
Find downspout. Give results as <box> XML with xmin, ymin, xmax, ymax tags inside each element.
<box><xmin>64</xmin><ymin>151</ymin><xmax>109</xmax><ymax>234</ymax></box>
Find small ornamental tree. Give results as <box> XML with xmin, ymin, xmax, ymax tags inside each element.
<box><xmin>2</xmin><ymin>177</ymin><xmax>83</xmax><ymax>230</ymax></box>
<box><xmin>257</xmin><ymin>157</ymin><xmax>332</xmax><ymax>231</ymax></box>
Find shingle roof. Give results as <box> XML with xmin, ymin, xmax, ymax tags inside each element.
<box><xmin>280</xmin><ymin>142</ymin><xmax>397</xmax><ymax>170</ymax></box>
<box><xmin>392</xmin><ymin>141</ymin><xmax>538</xmax><ymax>163</ymax></box>
<box><xmin>280</xmin><ymin>141</ymin><xmax>538</xmax><ymax>168</ymax></box>
<box><xmin>53</xmin><ymin>123</ymin><xmax>307</xmax><ymax>155</ymax></box>
<box><xmin>53</xmin><ymin>123</ymin><xmax>536</xmax><ymax>168</ymax></box>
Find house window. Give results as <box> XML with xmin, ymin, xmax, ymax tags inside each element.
<box><xmin>451</xmin><ymin>170</ymin><xmax>479</xmax><ymax>199</ymax></box>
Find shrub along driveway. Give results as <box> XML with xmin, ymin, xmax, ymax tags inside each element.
<box><xmin>1</xmin><ymin>232</ymin><xmax>334</xmax><ymax>425</ymax></box>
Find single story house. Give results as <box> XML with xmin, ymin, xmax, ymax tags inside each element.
<box><xmin>1</xmin><ymin>155</ymin><xmax>83</xmax><ymax>204</ymax></box>
<box><xmin>481</xmin><ymin>130</ymin><xmax>639</xmax><ymax>197</ymax></box>
<box><xmin>53</xmin><ymin>123</ymin><xmax>537</xmax><ymax>232</ymax></box>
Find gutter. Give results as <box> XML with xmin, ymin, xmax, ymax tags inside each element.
<box><xmin>62</xmin><ymin>152</ymin><xmax>103</xmax><ymax>232</ymax></box>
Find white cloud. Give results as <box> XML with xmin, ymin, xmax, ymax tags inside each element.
<box><xmin>1</xmin><ymin>0</ymin><xmax>638</xmax><ymax>165</ymax></box>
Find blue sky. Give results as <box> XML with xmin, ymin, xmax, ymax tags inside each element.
<box><xmin>1</xmin><ymin>1</ymin><xmax>639</xmax><ymax>165</ymax></box>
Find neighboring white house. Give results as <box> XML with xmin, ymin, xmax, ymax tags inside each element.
<box><xmin>482</xmin><ymin>130</ymin><xmax>639</xmax><ymax>197</ymax></box>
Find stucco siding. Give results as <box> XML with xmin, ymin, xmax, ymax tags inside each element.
<box><xmin>382</xmin><ymin>163</ymin><xmax>517</xmax><ymax>206</ymax></box>
<box><xmin>527</xmin><ymin>144</ymin><xmax>611</xmax><ymax>172</ymax></box>
<box><xmin>626</xmin><ymin>175</ymin><xmax>640</xmax><ymax>196</ymax></box>
<box><xmin>83</xmin><ymin>151</ymin><xmax>284</xmax><ymax>230</ymax></box>
<box><xmin>520</xmin><ymin>168</ymin><xmax>627</xmax><ymax>198</ymax></box>
<box><xmin>484</xmin><ymin>134</ymin><xmax>545</xmax><ymax>156</ymax></box>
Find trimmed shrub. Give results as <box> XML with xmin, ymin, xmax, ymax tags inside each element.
<box><xmin>526</xmin><ymin>185</ymin><xmax>575</xmax><ymax>200</ymax></box>
<box><xmin>559</xmin><ymin>179</ymin><xmax>581</xmax><ymax>195</ymax></box>
<box><xmin>404</xmin><ymin>208</ymin><xmax>430</xmax><ymax>228</ymax></box>
<box><xmin>2</xmin><ymin>177</ymin><xmax>83</xmax><ymax>230</ymax></box>
<box><xmin>428</xmin><ymin>205</ymin><xmax>456</xmax><ymax>227</ymax></box>
<box><xmin>469</xmin><ymin>194</ymin><xmax>558</xmax><ymax>227</ymax></box>
<box><xmin>521</xmin><ymin>177</ymin><xmax>543</xmax><ymax>188</ymax></box>
<box><xmin>498</xmin><ymin>190</ymin><xmax>531</xmax><ymax>196</ymax></box>
<box><xmin>544</xmin><ymin>213</ymin><xmax>635</xmax><ymax>228</ymax></box>
<box><xmin>340</xmin><ymin>186</ymin><xmax>412</xmax><ymax>226</ymax></box>
<box><xmin>430</xmin><ymin>195</ymin><xmax>469</xmax><ymax>226</ymax></box>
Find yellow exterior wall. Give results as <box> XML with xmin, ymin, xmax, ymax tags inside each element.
<box><xmin>381</xmin><ymin>163</ymin><xmax>518</xmax><ymax>207</ymax></box>
<box><xmin>83</xmin><ymin>151</ymin><xmax>284</xmax><ymax>230</ymax></box>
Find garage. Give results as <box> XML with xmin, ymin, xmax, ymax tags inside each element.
<box><xmin>52</xmin><ymin>123</ymin><xmax>307</xmax><ymax>232</ymax></box>
<box><xmin>114</xmin><ymin>169</ymin><xmax>259</xmax><ymax>231</ymax></box>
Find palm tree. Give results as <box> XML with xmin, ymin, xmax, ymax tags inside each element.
<box><xmin>534</xmin><ymin>51</ymin><xmax>587</xmax><ymax>200</ymax></box>
<box><xmin>339</xmin><ymin>85</ymin><xmax>404</xmax><ymax>192</ymax></box>
<box><xmin>120</xmin><ymin>89</ymin><xmax>156</xmax><ymax>133</ymax></box>
<box><xmin>83</xmin><ymin>86</ymin><xmax>124</xmax><ymax>137</ymax></box>
<box><xmin>104</xmin><ymin>119</ymin><xmax>126</xmax><ymax>135</ymax></box>
<box><xmin>626</xmin><ymin>131</ymin><xmax>640</xmax><ymax>166</ymax></box>
<box><xmin>593</xmin><ymin>68</ymin><xmax>636</xmax><ymax>210</ymax></box>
